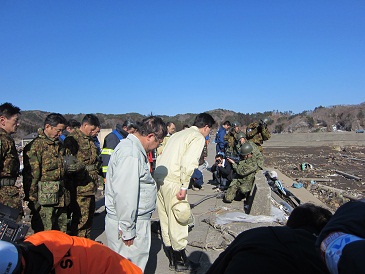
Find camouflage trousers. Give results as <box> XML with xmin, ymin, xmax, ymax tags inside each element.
<box><xmin>70</xmin><ymin>195</ymin><xmax>95</xmax><ymax>238</ymax></box>
<box><xmin>224</xmin><ymin>179</ymin><xmax>254</xmax><ymax>202</ymax></box>
<box><xmin>0</xmin><ymin>186</ymin><xmax>23</xmax><ymax>218</ymax></box>
<box><xmin>30</xmin><ymin>205</ymin><xmax>67</xmax><ymax>233</ymax></box>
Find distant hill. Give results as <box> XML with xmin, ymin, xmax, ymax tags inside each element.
<box><xmin>14</xmin><ymin>102</ymin><xmax>365</xmax><ymax>140</ymax></box>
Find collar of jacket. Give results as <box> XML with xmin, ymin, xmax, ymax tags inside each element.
<box><xmin>115</xmin><ymin>124</ymin><xmax>129</xmax><ymax>138</ymax></box>
<box><xmin>128</xmin><ymin>133</ymin><xmax>147</xmax><ymax>159</ymax></box>
<box><xmin>73</xmin><ymin>128</ymin><xmax>92</xmax><ymax>140</ymax></box>
<box><xmin>0</xmin><ymin>127</ymin><xmax>9</xmax><ymax>136</ymax></box>
<box><xmin>37</xmin><ymin>128</ymin><xmax>59</xmax><ymax>144</ymax></box>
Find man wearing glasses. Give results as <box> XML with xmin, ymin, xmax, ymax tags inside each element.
<box><xmin>105</xmin><ymin>116</ymin><xmax>166</xmax><ymax>272</ymax></box>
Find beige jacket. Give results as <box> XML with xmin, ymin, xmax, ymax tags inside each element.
<box><xmin>154</xmin><ymin>126</ymin><xmax>205</xmax><ymax>189</ymax></box>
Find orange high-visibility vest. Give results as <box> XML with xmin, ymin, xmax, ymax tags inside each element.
<box><xmin>25</xmin><ymin>230</ymin><xmax>142</xmax><ymax>274</ymax></box>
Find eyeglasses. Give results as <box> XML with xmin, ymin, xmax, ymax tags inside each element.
<box><xmin>153</xmin><ymin>133</ymin><xmax>164</xmax><ymax>144</ymax></box>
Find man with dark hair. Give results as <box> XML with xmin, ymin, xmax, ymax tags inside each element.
<box><xmin>154</xmin><ymin>112</ymin><xmax>215</xmax><ymax>272</ymax></box>
<box><xmin>156</xmin><ymin>121</ymin><xmax>176</xmax><ymax>156</ymax></box>
<box><xmin>105</xmin><ymin>116</ymin><xmax>166</xmax><ymax>272</ymax></box>
<box><xmin>210</xmin><ymin>153</ymin><xmax>233</xmax><ymax>190</ymax></box>
<box><xmin>23</xmin><ymin>113</ymin><xmax>68</xmax><ymax>233</ymax></box>
<box><xmin>101</xmin><ymin>118</ymin><xmax>137</xmax><ymax>179</ymax></box>
<box><xmin>64</xmin><ymin>114</ymin><xmax>101</xmax><ymax>238</ymax></box>
<box><xmin>0</xmin><ymin>102</ymin><xmax>22</xmax><ymax>216</ymax></box>
<box><xmin>59</xmin><ymin>119</ymin><xmax>81</xmax><ymax>143</ymax></box>
<box><xmin>207</xmin><ymin>203</ymin><xmax>332</xmax><ymax>274</ymax></box>
<box><xmin>215</xmin><ymin>120</ymin><xmax>231</xmax><ymax>154</ymax></box>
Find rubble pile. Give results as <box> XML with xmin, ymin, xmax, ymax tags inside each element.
<box><xmin>265</xmin><ymin>145</ymin><xmax>365</xmax><ymax>210</ymax></box>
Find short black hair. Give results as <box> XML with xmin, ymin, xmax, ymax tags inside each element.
<box><xmin>223</xmin><ymin>121</ymin><xmax>231</xmax><ymax>126</ymax></box>
<box><xmin>81</xmin><ymin>114</ymin><xmax>100</xmax><ymax>127</ymax></box>
<box><xmin>0</xmin><ymin>102</ymin><xmax>21</xmax><ymax>118</ymax></box>
<box><xmin>44</xmin><ymin>113</ymin><xmax>67</xmax><ymax>127</ymax></box>
<box><xmin>136</xmin><ymin>116</ymin><xmax>167</xmax><ymax>140</ymax></box>
<box><xmin>193</xmin><ymin>113</ymin><xmax>215</xmax><ymax>128</ymax></box>
<box><xmin>286</xmin><ymin>203</ymin><xmax>333</xmax><ymax>235</ymax></box>
<box><xmin>215</xmin><ymin>154</ymin><xmax>224</xmax><ymax>159</ymax></box>
<box><xmin>122</xmin><ymin>118</ymin><xmax>137</xmax><ymax>130</ymax></box>
<box><xmin>67</xmin><ymin>119</ymin><xmax>81</xmax><ymax>128</ymax></box>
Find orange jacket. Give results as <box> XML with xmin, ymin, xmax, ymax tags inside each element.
<box><xmin>24</xmin><ymin>230</ymin><xmax>142</xmax><ymax>274</ymax></box>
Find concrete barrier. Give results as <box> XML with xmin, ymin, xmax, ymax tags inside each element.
<box><xmin>246</xmin><ymin>170</ymin><xmax>271</xmax><ymax>216</ymax></box>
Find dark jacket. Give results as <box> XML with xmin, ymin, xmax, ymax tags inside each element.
<box><xmin>211</xmin><ymin>159</ymin><xmax>233</xmax><ymax>181</ymax></box>
<box><xmin>215</xmin><ymin>126</ymin><xmax>227</xmax><ymax>152</ymax></box>
<box><xmin>207</xmin><ymin>226</ymin><xmax>329</xmax><ymax>274</ymax></box>
<box><xmin>101</xmin><ymin>124</ymin><xmax>129</xmax><ymax>178</ymax></box>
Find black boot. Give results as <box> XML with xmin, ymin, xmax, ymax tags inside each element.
<box><xmin>166</xmin><ymin>246</ymin><xmax>175</xmax><ymax>270</ymax></box>
<box><xmin>173</xmin><ymin>249</ymin><xmax>200</xmax><ymax>273</ymax></box>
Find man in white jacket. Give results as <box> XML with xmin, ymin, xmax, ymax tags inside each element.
<box><xmin>105</xmin><ymin>116</ymin><xmax>166</xmax><ymax>272</ymax></box>
<box><xmin>154</xmin><ymin>113</ymin><xmax>215</xmax><ymax>272</ymax></box>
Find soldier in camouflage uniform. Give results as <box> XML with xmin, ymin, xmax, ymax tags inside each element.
<box><xmin>235</xmin><ymin>132</ymin><xmax>264</xmax><ymax>168</ymax></box>
<box><xmin>225</xmin><ymin>121</ymin><xmax>242</xmax><ymax>157</ymax></box>
<box><xmin>0</xmin><ymin>103</ymin><xmax>22</xmax><ymax>217</ymax></box>
<box><xmin>223</xmin><ymin>143</ymin><xmax>261</xmax><ymax>203</ymax></box>
<box><xmin>64</xmin><ymin>114</ymin><xmax>101</xmax><ymax>238</ymax></box>
<box><xmin>246</xmin><ymin>118</ymin><xmax>271</xmax><ymax>153</ymax></box>
<box><xmin>23</xmin><ymin>113</ymin><xmax>68</xmax><ymax>232</ymax></box>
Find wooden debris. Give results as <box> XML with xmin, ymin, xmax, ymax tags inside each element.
<box><xmin>296</xmin><ymin>177</ymin><xmax>333</xmax><ymax>182</ymax></box>
<box><xmin>335</xmin><ymin>170</ymin><xmax>362</xmax><ymax>181</ymax></box>
<box><xmin>341</xmin><ymin>155</ymin><xmax>365</xmax><ymax>163</ymax></box>
<box><xmin>313</xmin><ymin>183</ymin><xmax>360</xmax><ymax>201</ymax></box>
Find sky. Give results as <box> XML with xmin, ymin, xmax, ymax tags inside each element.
<box><xmin>1</xmin><ymin>1</ymin><xmax>364</xmax><ymax>117</ymax></box>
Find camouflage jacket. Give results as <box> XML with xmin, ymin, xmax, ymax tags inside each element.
<box><xmin>224</xmin><ymin>130</ymin><xmax>236</xmax><ymax>153</ymax></box>
<box><xmin>231</xmin><ymin>155</ymin><xmax>259</xmax><ymax>185</ymax></box>
<box><xmin>22</xmin><ymin>128</ymin><xmax>67</xmax><ymax>205</ymax></box>
<box><xmin>235</xmin><ymin>141</ymin><xmax>264</xmax><ymax>168</ymax></box>
<box><xmin>64</xmin><ymin>128</ymin><xmax>100</xmax><ymax>196</ymax></box>
<box><xmin>0</xmin><ymin>128</ymin><xmax>20</xmax><ymax>179</ymax></box>
<box><xmin>246</xmin><ymin>122</ymin><xmax>271</xmax><ymax>145</ymax></box>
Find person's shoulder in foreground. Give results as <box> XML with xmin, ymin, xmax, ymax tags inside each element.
<box><xmin>0</xmin><ymin>230</ymin><xmax>142</xmax><ymax>274</ymax></box>
<box><xmin>316</xmin><ymin>199</ymin><xmax>365</xmax><ymax>274</ymax></box>
<box><xmin>207</xmin><ymin>203</ymin><xmax>333</xmax><ymax>274</ymax></box>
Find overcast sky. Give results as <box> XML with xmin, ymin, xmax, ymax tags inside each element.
<box><xmin>1</xmin><ymin>1</ymin><xmax>364</xmax><ymax>116</ymax></box>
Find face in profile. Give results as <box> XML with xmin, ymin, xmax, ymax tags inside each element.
<box><xmin>1</xmin><ymin>114</ymin><xmax>20</xmax><ymax>134</ymax></box>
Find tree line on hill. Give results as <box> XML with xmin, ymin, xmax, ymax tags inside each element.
<box><xmin>14</xmin><ymin>102</ymin><xmax>365</xmax><ymax>141</ymax></box>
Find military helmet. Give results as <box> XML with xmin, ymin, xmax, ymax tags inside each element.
<box><xmin>232</xmin><ymin>121</ymin><xmax>240</xmax><ymax>127</ymax></box>
<box><xmin>239</xmin><ymin>143</ymin><xmax>253</xmax><ymax>156</ymax></box>
<box><xmin>260</xmin><ymin>117</ymin><xmax>270</xmax><ymax>125</ymax></box>
<box><xmin>236</xmin><ymin>132</ymin><xmax>246</xmax><ymax>141</ymax></box>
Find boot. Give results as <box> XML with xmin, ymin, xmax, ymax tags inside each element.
<box><xmin>173</xmin><ymin>249</ymin><xmax>200</xmax><ymax>273</ymax></box>
<box><xmin>166</xmin><ymin>246</ymin><xmax>175</xmax><ymax>270</ymax></box>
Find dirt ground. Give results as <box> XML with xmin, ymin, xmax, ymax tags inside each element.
<box><xmin>264</xmin><ymin>132</ymin><xmax>365</xmax><ymax>210</ymax></box>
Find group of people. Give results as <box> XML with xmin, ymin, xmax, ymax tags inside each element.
<box><xmin>2</xmin><ymin>102</ymin><xmax>365</xmax><ymax>274</ymax></box>
<box><xmin>0</xmin><ymin>102</ymin><xmax>216</xmax><ymax>273</ymax></box>
<box><xmin>212</xmin><ymin>119</ymin><xmax>269</xmax><ymax>203</ymax></box>
<box><xmin>0</xmin><ymin>103</ymin><xmax>142</xmax><ymax>273</ymax></box>
<box><xmin>105</xmin><ymin>113</ymin><xmax>215</xmax><ymax>272</ymax></box>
